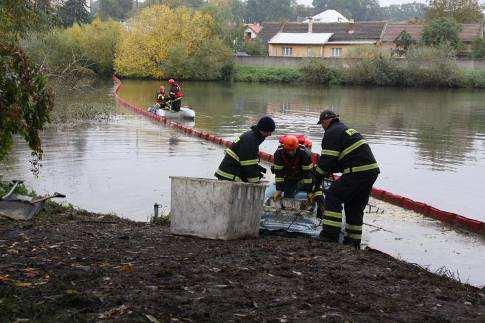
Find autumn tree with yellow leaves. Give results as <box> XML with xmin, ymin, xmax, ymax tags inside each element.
<box><xmin>114</xmin><ymin>5</ymin><xmax>232</xmax><ymax>80</ymax></box>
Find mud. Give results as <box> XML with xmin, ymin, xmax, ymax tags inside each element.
<box><xmin>0</xmin><ymin>203</ymin><xmax>484</xmax><ymax>322</ymax></box>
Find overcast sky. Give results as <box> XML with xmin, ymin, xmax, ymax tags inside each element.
<box><xmin>296</xmin><ymin>0</ymin><xmax>428</xmax><ymax>6</ymax></box>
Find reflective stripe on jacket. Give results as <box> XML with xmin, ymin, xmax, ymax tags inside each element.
<box><xmin>273</xmin><ymin>145</ymin><xmax>313</xmax><ymax>191</ymax></box>
<box><xmin>215</xmin><ymin>126</ymin><xmax>265</xmax><ymax>183</ymax></box>
<box><xmin>315</xmin><ymin>120</ymin><xmax>379</xmax><ymax>179</ymax></box>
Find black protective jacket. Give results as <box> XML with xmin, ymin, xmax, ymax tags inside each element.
<box><xmin>169</xmin><ymin>83</ymin><xmax>182</xmax><ymax>99</ymax></box>
<box><xmin>273</xmin><ymin>145</ymin><xmax>313</xmax><ymax>191</ymax></box>
<box><xmin>215</xmin><ymin>126</ymin><xmax>266</xmax><ymax>183</ymax></box>
<box><xmin>315</xmin><ymin>120</ymin><xmax>379</xmax><ymax>179</ymax></box>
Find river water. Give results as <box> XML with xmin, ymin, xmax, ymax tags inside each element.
<box><xmin>2</xmin><ymin>80</ymin><xmax>484</xmax><ymax>222</ymax></box>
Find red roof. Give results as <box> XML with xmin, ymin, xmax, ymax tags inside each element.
<box><xmin>382</xmin><ymin>23</ymin><xmax>483</xmax><ymax>43</ymax></box>
<box><xmin>246</xmin><ymin>23</ymin><xmax>262</xmax><ymax>34</ymax></box>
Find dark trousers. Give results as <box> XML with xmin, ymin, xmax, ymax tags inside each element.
<box><xmin>320</xmin><ymin>172</ymin><xmax>378</xmax><ymax>246</ymax></box>
<box><xmin>171</xmin><ymin>99</ymin><xmax>181</xmax><ymax>111</ymax></box>
<box><xmin>280</xmin><ymin>180</ymin><xmax>305</xmax><ymax>198</ymax></box>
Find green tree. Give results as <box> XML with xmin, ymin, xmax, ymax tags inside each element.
<box><xmin>381</xmin><ymin>3</ymin><xmax>427</xmax><ymax>21</ymax></box>
<box><xmin>98</xmin><ymin>0</ymin><xmax>133</xmax><ymax>20</ymax></box>
<box><xmin>244</xmin><ymin>38</ymin><xmax>268</xmax><ymax>55</ymax></box>
<box><xmin>393</xmin><ymin>30</ymin><xmax>415</xmax><ymax>56</ymax></box>
<box><xmin>292</xmin><ymin>4</ymin><xmax>314</xmax><ymax>21</ymax></box>
<box><xmin>426</xmin><ymin>0</ymin><xmax>482</xmax><ymax>23</ymax></box>
<box><xmin>0</xmin><ymin>1</ymin><xmax>54</xmax><ymax>161</ymax></box>
<box><xmin>58</xmin><ymin>0</ymin><xmax>91</xmax><ymax>27</ymax></box>
<box><xmin>141</xmin><ymin>0</ymin><xmax>205</xmax><ymax>9</ymax></box>
<box><xmin>245</xmin><ymin>0</ymin><xmax>294</xmax><ymax>23</ymax></box>
<box><xmin>422</xmin><ymin>18</ymin><xmax>462</xmax><ymax>50</ymax></box>
<box><xmin>470</xmin><ymin>38</ymin><xmax>485</xmax><ymax>58</ymax></box>
<box><xmin>312</xmin><ymin>0</ymin><xmax>383</xmax><ymax>21</ymax></box>
<box><xmin>200</xmin><ymin>1</ymin><xmax>246</xmax><ymax>50</ymax></box>
<box><xmin>1</xmin><ymin>0</ymin><xmax>44</xmax><ymax>39</ymax></box>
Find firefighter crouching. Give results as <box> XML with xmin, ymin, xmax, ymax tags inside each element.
<box><xmin>271</xmin><ymin>135</ymin><xmax>313</xmax><ymax>200</ymax></box>
<box><xmin>314</xmin><ymin>110</ymin><xmax>380</xmax><ymax>248</ymax></box>
<box><xmin>215</xmin><ymin>116</ymin><xmax>276</xmax><ymax>183</ymax></box>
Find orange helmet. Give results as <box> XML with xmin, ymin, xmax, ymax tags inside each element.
<box><xmin>159</xmin><ymin>86</ymin><xmax>165</xmax><ymax>92</ymax></box>
<box><xmin>304</xmin><ymin>138</ymin><xmax>312</xmax><ymax>149</ymax></box>
<box><xmin>283</xmin><ymin>135</ymin><xmax>299</xmax><ymax>151</ymax></box>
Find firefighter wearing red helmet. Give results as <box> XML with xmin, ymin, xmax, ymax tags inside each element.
<box><xmin>168</xmin><ymin>79</ymin><xmax>183</xmax><ymax>112</ymax></box>
<box><xmin>271</xmin><ymin>135</ymin><xmax>313</xmax><ymax>200</ymax></box>
<box><xmin>155</xmin><ymin>86</ymin><xmax>169</xmax><ymax>109</ymax></box>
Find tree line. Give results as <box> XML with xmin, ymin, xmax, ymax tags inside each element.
<box><xmin>14</xmin><ymin>0</ymin><xmax>483</xmax><ymax>29</ymax></box>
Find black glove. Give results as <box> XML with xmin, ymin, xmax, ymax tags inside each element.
<box><xmin>258</xmin><ymin>165</ymin><xmax>266</xmax><ymax>177</ymax></box>
<box><xmin>316</xmin><ymin>204</ymin><xmax>324</xmax><ymax>219</ymax></box>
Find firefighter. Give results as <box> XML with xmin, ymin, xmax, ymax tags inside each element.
<box><xmin>272</xmin><ymin>135</ymin><xmax>313</xmax><ymax>200</ymax></box>
<box><xmin>155</xmin><ymin>86</ymin><xmax>169</xmax><ymax>109</ymax></box>
<box><xmin>215</xmin><ymin>116</ymin><xmax>276</xmax><ymax>183</ymax></box>
<box><xmin>168</xmin><ymin>79</ymin><xmax>183</xmax><ymax>112</ymax></box>
<box><xmin>314</xmin><ymin>110</ymin><xmax>379</xmax><ymax>248</ymax></box>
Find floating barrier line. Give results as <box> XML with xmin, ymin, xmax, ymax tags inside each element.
<box><xmin>112</xmin><ymin>76</ymin><xmax>484</xmax><ymax>235</ymax></box>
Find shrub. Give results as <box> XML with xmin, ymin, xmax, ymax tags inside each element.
<box><xmin>24</xmin><ymin>18</ymin><xmax>121</xmax><ymax>78</ymax></box>
<box><xmin>114</xmin><ymin>5</ymin><xmax>232</xmax><ymax>80</ymax></box>
<box><xmin>403</xmin><ymin>46</ymin><xmax>463</xmax><ymax>87</ymax></box>
<box><xmin>299</xmin><ymin>59</ymin><xmax>343</xmax><ymax>85</ymax></box>
<box><xmin>462</xmin><ymin>70</ymin><xmax>485</xmax><ymax>88</ymax></box>
<box><xmin>470</xmin><ymin>37</ymin><xmax>485</xmax><ymax>59</ymax></box>
<box><xmin>243</xmin><ymin>38</ymin><xmax>268</xmax><ymax>56</ymax></box>
<box><xmin>422</xmin><ymin>18</ymin><xmax>462</xmax><ymax>51</ymax></box>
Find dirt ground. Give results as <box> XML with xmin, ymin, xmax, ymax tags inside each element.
<box><xmin>1</xmin><ymin>203</ymin><xmax>484</xmax><ymax>322</ymax></box>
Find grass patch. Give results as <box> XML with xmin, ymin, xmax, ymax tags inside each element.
<box><xmin>50</xmin><ymin>102</ymin><xmax>115</xmax><ymax>124</ymax></box>
<box><xmin>462</xmin><ymin>69</ymin><xmax>485</xmax><ymax>88</ymax></box>
<box><xmin>233</xmin><ymin>65</ymin><xmax>302</xmax><ymax>83</ymax></box>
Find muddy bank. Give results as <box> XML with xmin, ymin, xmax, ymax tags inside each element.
<box><xmin>0</xmin><ymin>203</ymin><xmax>484</xmax><ymax>322</ymax></box>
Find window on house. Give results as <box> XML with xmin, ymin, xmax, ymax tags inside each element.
<box><xmin>331</xmin><ymin>48</ymin><xmax>342</xmax><ymax>57</ymax></box>
<box><xmin>282</xmin><ymin>47</ymin><xmax>293</xmax><ymax>56</ymax></box>
<box><xmin>307</xmin><ymin>47</ymin><xmax>318</xmax><ymax>57</ymax></box>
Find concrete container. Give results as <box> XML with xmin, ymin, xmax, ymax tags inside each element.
<box><xmin>169</xmin><ymin>176</ymin><xmax>267</xmax><ymax>240</ymax></box>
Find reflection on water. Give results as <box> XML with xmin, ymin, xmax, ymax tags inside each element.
<box><xmin>1</xmin><ymin>115</ymin><xmax>223</xmax><ymax>221</ymax></box>
<box><xmin>1</xmin><ymin>80</ymin><xmax>484</xmax><ymax>221</ymax></box>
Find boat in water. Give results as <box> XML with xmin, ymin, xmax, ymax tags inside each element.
<box><xmin>148</xmin><ymin>104</ymin><xmax>195</xmax><ymax>120</ymax></box>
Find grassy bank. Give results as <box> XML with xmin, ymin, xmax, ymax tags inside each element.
<box><xmin>233</xmin><ymin>60</ymin><xmax>485</xmax><ymax>89</ymax></box>
<box><xmin>232</xmin><ymin>65</ymin><xmax>302</xmax><ymax>83</ymax></box>
<box><xmin>0</xmin><ymin>181</ymin><xmax>484</xmax><ymax>321</ymax></box>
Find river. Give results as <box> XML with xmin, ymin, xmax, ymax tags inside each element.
<box><xmin>2</xmin><ymin>80</ymin><xmax>484</xmax><ymax>222</ymax></box>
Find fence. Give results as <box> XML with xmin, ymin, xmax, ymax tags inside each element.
<box><xmin>234</xmin><ymin>56</ymin><xmax>485</xmax><ymax>70</ymax></box>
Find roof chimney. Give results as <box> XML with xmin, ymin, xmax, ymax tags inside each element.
<box><xmin>308</xmin><ymin>17</ymin><xmax>314</xmax><ymax>33</ymax></box>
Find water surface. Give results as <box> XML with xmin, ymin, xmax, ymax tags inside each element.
<box><xmin>2</xmin><ymin>80</ymin><xmax>484</xmax><ymax>222</ymax></box>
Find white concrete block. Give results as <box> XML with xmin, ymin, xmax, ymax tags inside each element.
<box><xmin>169</xmin><ymin>177</ymin><xmax>267</xmax><ymax>240</ymax></box>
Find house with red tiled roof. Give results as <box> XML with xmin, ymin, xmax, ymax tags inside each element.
<box><xmin>381</xmin><ymin>23</ymin><xmax>485</xmax><ymax>54</ymax></box>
